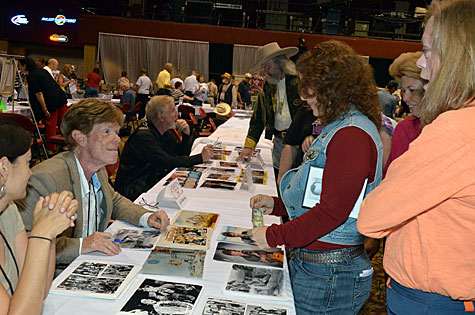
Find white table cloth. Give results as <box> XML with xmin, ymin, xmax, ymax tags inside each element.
<box><xmin>42</xmin><ymin>116</ymin><xmax>294</xmax><ymax>315</ymax></box>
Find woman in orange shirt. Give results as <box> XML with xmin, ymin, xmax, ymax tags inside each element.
<box><xmin>358</xmin><ymin>0</ymin><xmax>475</xmax><ymax>314</ymax></box>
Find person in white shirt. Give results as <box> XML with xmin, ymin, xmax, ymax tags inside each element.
<box><xmin>17</xmin><ymin>98</ymin><xmax>170</xmax><ymax>271</ymax></box>
<box><xmin>135</xmin><ymin>68</ymin><xmax>152</xmax><ymax>119</ymax></box>
<box><xmin>193</xmin><ymin>73</ymin><xmax>209</xmax><ymax>106</ymax></box>
<box><xmin>183</xmin><ymin>70</ymin><xmax>199</xmax><ymax>98</ymax></box>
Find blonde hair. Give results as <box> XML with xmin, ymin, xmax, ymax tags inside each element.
<box><xmin>60</xmin><ymin>64</ymin><xmax>72</xmax><ymax>76</ymax></box>
<box><xmin>389</xmin><ymin>51</ymin><xmax>424</xmax><ymax>81</ymax></box>
<box><xmin>420</xmin><ymin>0</ymin><xmax>475</xmax><ymax>126</ymax></box>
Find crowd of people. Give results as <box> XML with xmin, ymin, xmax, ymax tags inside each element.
<box><xmin>1</xmin><ymin>0</ymin><xmax>474</xmax><ymax>314</ymax></box>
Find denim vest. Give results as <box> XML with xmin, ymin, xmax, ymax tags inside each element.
<box><xmin>279</xmin><ymin>109</ymin><xmax>383</xmax><ymax>245</ymax></box>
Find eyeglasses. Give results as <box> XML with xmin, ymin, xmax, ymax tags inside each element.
<box><xmin>138</xmin><ymin>197</ymin><xmax>160</xmax><ymax>210</ymax></box>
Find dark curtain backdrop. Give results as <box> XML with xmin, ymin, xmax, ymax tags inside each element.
<box><xmin>209</xmin><ymin>43</ymin><xmax>233</xmax><ymax>84</ymax></box>
<box><xmin>369</xmin><ymin>57</ymin><xmax>395</xmax><ymax>88</ymax></box>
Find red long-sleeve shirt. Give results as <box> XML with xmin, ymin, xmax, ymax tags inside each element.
<box><xmin>266</xmin><ymin>126</ymin><xmax>377</xmax><ymax>251</ymax></box>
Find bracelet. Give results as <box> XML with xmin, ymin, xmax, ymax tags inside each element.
<box><xmin>28</xmin><ymin>236</ymin><xmax>52</xmax><ymax>243</ymax></box>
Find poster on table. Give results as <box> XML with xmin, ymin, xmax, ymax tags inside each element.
<box><xmin>141</xmin><ymin>246</ymin><xmax>206</xmax><ymax>278</ymax></box>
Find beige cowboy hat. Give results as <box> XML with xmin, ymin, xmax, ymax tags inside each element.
<box><xmin>214</xmin><ymin>103</ymin><xmax>232</xmax><ymax>116</ymax></box>
<box><xmin>250</xmin><ymin>42</ymin><xmax>299</xmax><ymax>72</ymax></box>
<box><xmin>221</xmin><ymin>72</ymin><xmax>232</xmax><ymax>80</ymax></box>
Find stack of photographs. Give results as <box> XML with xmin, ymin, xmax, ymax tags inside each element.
<box><xmin>156</xmin><ymin>210</ymin><xmax>219</xmax><ymax>250</ymax></box>
<box><xmin>51</xmin><ymin>261</ymin><xmax>140</xmax><ymax>299</ymax></box>
<box><xmin>164</xmin><ymin>167</ymin><xmax>203</xmax><ymax>188</ymax></box>
<box><xmin>213</xmin><ymin>242</ymin><xmax>284</xmax><ymax>269</ymax></box>
<box><xmin>113</xmin><ymin>229</ymin><xmax>161</xmax><ymax>250</ymax></box>
<box><xmin>202</xmin><ymin>297</ymin><xmax>287</xmax><ymax>315</ymax></box>
<box><xmin>141</xmin><ymin>246</ymin><xmax>206</xmax><ymax>278</ymax></box>
<box><xmin>200</xmin><ymin>180</ymin><xmax>237</xmax><ymax>191</ymax></box>
<box><xmin>205</xmin><ymin>167</ymin><xmax>238</xmax><ymax>182</ymax></box>
<box><xmin>200</xmin><ymin>166</ymin><xmax>239</xmax><ymax>191</ymax></box>
<box><xmin>118</xmin><ymin>279</ymin><xmax>203</xmax><ymax>315</ymax></box>
<box><xmin>223</xmin><ymin>264</ymin><xmax>284</xmax><ymax>299</ymax></box>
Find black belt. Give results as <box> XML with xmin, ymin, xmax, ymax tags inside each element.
<box><xmin>274</xmin><ymin>129</ymin><xmax>288</xmax><ymax>139</ymax></box>
<box><xmin>290</xmin><ymin>245</ymin><xmax>365</xmax><ymax>264</ymax></box>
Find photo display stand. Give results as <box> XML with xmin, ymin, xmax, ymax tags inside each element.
<box><xmin>240</xmin><ymin>164</ymin><xmax>255</xmax><ymax>192</ymax></box>
<box><xmin>156</xmin><ymin>178</ymin><xmax>188</xmax><ymax>209</ymax></box>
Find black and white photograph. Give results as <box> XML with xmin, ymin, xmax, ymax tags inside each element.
<box><xmin>114</xmin><ymin>228</ymin><xmax>161</xmax><ymax>249</ymax></box>
<box><xmin>224</xmin><ymin>265</ymin><xmax>284</xmax><ymax>298</ymax></box>
<box><xmin>201</xmin><ymin>297</ymin><xmax>246</xmax><ymax>315</ymax></box>
<box><xmin>245</xmin><ymin>305</ymin><xmax>287</xmax><ymax>315</ymax></box>
<box><xmin>51</xmin><ymin>261</ymin><xmax>140</xmax><ymax>299</ymax></box>
<box><xmin>119</xmin><ymin>278</ymin><xmax>203</xmax><ymax>315</ymax></box>
<box><xmin>214</xmin><ymin>242</ymin><xmax>284</xmax><ymax>268</ymax></box>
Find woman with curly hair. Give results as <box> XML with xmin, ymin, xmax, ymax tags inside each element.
<box><xmin>359</xmin><ymin>0</ymin><xmax>475</xmax><ymax>313</ymax></box>
<box><xmin>247</xmin><ymin>40</ymin><xmax>383</xmax><ymax>314</ymax></box>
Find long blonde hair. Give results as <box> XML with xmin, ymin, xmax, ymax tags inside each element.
<box><xmin>420</xmin><ymin>0</ymin><xmax>475</xmax><ymax>126</ymax></box>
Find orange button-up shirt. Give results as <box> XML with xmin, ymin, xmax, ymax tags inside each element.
<box><xmin>358</xmin><ymin>104</ymin><xmax>475</xmax><ymax>301</ymax></box>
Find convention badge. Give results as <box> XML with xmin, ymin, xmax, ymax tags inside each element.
<box><xmin>302</xmin><ymin>166</ymin><xmax>324</xmax><ymax>208</ymax></box>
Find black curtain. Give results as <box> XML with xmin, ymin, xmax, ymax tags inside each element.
<box><xmin>209</xmin><ymin>43</ymin><xmax>233</xmax><ymax>84</ymax></box>
<box><xmin>369</xmin><ymin>57</ymin><xmax>395</xmax><ymax>88</ymax></box>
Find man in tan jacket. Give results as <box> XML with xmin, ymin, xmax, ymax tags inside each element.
<box><xmin>17</xmin><ymin>99</ymin><xmax>169</xmax><ymax>269</ymax></box>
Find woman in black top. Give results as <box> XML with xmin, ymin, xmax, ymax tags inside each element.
<box><xmin>19</xmin><ymin>57</ymin><xmax>67</xmax><ymax>154</ymax></box>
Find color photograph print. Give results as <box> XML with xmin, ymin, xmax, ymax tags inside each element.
<box><xmin>114</xmin><ymin>229</ymin><xmax>161</xmax><ymax>249</ymax></box>
<box><xmin>172</xmin><ymin>210</ymin><xmax>219</xmax><ymax>229</ymax></box>
<box><xmin>200</xmin><ymin>180</ymin><xmax>237</xmax><ymax>191</ymax></box>
<box><xmin>119</xmin><ymin>279</ymin><xmax>202</xmax><ymax>315</ymax></box>
<box><xmin>224</xmin><ymin>264</ymin><xmax>284</xmax><ymax>298</ymax></box>
<box><xmin>141</xmin><ymin>246</ymin><xmax>206</xmax><ymax>278</ymax></box>
<box><xmin>217</xmin><ymin>226</ymin><xmax>256</xmax><ymax>246</ymax></box>
<box><xmin>220</xmin><ymin>161</ymin><xmax>239</xmax><ymax>168</ymax></box>
<box><xmin>214</xmin><ymin>242</ymin><xmax>284</xmax><ymax>268</ymax></box>
<box><xmin>158</xmin><ymin>227</ymin><xmax>211</xmax><ymax>250</ymax></box>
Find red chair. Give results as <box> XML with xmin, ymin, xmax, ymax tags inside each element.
<box><xmin>120</xmin><ymin>102</ymin><xmax>132</xmax><ymax>114</ymax></box>
<box><xmin>199</xmin><ymin>107</ymin><xmax>212</xmax><ymax>130</ymax></box>
<box><xmin>125</xmin><ymin>101</ymin><xmax>141</xmax><ymax>128</ymax></box>
<box><xmin>196</xmin><ymin>117</ymin><xmax>217</xmax><ymax>138</ymax></box>
<box><xmin>0</xmin><ymin>113</ymin><xmax>46</xmax><ymax>160</ymax></box>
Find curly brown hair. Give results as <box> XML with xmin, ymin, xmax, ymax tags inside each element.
<box><xmin>296</xmin><ymin>40</ymin><xmax>381</xmax><ymax>128</ymax></box>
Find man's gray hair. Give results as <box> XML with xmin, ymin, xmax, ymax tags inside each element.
<box><xmin>275</xmin><ymin>55</ymin><xmax>297</xmax><ymax>75</ymax></box>
<box><xmin>146</xmin><ymin>95</ymin><xmax>174</xmax><ymax>125</ymax></box>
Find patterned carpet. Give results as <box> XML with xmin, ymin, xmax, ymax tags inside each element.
<box><xmin>359</xmin><ymin>243</ymin><xmax>387</xmax><ymax>315</ymax></box>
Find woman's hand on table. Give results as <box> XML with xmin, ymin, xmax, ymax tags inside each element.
<box><xmin>248</xmin><ymin>226</ymin><xmax>271</xmax><ymax>249</ymax></box>
<box><xmin>147</xmin><ymin>210</ymin><xmax>170</xmax><ymax>232</ymax></box>
<box><xmin>250</xmin><ymin>194</ymin><xmax>274</xmax><ymax>215</ymax></box>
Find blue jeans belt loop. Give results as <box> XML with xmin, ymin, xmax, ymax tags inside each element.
<box><xmin>291</xmin><ymin>245</ymin><xmax>365</xmax><ymax>264</ymax></box>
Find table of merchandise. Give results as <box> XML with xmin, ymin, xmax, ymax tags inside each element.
<box><xmin>42</xmin><ymin>115</ymin><xmax>296</xmax><ymax>315</ymax></box>
<box><xmin>4</xmin><ymin>103</ymin><xmax>31</xmax><ymax>116</ymax></box>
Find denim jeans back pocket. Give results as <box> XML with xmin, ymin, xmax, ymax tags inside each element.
<box><xmin>352</xmin><ymin>267</ymin><xmax>374</xmax><ymax>312</ymax></box>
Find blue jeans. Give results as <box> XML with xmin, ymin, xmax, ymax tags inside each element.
<box><xmin>85</xmin><ymin>86</ymin><xmax>98</xmax><ymax>98</ymax></box>
<box><xmin>289</xmin><ymin>248</ymin><xmax>373</xmax><ymax>315</ymax></box>
<box><xmin>387</xmin><ymin>278</ymin><xmax>473</xmax><ymax>315</ymax></box>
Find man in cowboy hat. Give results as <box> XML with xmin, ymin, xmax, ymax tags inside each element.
<box><xmin>218</xmin><ymin>72</ymin><xmax>237</xmax><ymax>107</ymax></box>
<box><xmin>237</xmin><ymin>42</ymin><xmax>304</xmax><ymax>180</ymax></box>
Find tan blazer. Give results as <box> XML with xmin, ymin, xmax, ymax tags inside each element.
<box><xmin>16</xmin><ymin>151</ymin><xmax>149</xmax><ymax>265</ymax></box>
